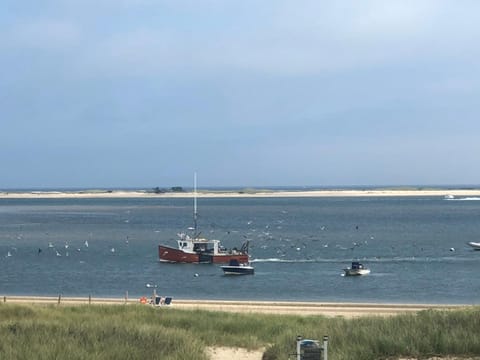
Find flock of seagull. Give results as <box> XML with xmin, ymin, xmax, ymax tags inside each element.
<box><xmin>4</xmin><ymin>238</ymin><xmax>124</xmax><ymax>259</ymax></box>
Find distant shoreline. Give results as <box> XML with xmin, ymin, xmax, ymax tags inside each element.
<box><xmin>1</xmin><ymin>188</ymin><xmax>480</xmax><ymax>199</ymax></box>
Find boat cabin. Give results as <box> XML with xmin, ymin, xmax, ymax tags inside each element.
<box><xmin>351</xmin><ymin>262</ymin><xmax>365</xmax><ymax>269</ymax></box>
<box><xmin>177</xmin><ymin>233</ymin><xmax>222</xmax><ymax>255</ymax></box>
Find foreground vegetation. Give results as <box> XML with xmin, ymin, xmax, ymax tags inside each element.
<box><xmin>1</xmin><ymin>304</ymin><xmax>480</xmax><ymax>360</ymax></box>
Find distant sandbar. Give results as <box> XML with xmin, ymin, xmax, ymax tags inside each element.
<box><xmin>1</xmin><ymin>188</ymin><xmax>480</xmax><ymax>199</ymax></box>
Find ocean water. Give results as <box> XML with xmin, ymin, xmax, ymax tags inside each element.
<box><xmin>1</xmin><ymin>195</ymin><xmax>480</xmax><ymax>304</ymax></box>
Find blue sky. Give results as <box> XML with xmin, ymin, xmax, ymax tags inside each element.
<box><xmin>2</xmin><ymin>1</ymin><xmax>480</xmax><ymax>188</ymax></box>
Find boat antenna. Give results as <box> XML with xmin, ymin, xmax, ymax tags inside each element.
<box><xmin>193</xmin><ymin>172</ymin><xmax>198</xmax><ymax>236</ymax></box>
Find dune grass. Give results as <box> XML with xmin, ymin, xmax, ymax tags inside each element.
<box><xmin>1</xmin><ymin>304</ymin><xmax>480</xmax><ymax>360</ymax></box>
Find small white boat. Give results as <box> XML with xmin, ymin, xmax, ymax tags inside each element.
<box><xmin>467</xmin><ymin>241</ymin><xmax>480</xmax><ymax>250</ymax></box>
<box><xmin>343</xmin><ymin>262</ymin><xmax>370</xmax><ymax>276</ymax></box>
<box><xmin>221</xmin><ymin>259</ymin><xmax>254</xmax><ymax>275</ymax></box>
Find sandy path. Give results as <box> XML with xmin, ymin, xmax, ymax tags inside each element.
<box><xmin>206</xmin><ymin>347</ymin><xmax>264</xmax><ymax>360</ymax></box>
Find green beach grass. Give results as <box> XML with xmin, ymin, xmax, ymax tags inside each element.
<box><xmin>1</xmin><ymin>303</ymin><xmax>480</xmax><ymax>360</ymax></box>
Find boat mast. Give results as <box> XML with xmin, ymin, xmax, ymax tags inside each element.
<box><xmin>193</xmin><ymin>172</ymin><xmax>198</xmax><ymax>236</ymax></box>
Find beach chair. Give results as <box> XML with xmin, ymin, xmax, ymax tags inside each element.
<box><xmin>163</xmin><ymin>297</ymin><xmax>172</xmax><ymax>305</ymax></box>
<box><xmin>154</xmin><ymin>296</ymin><xmax>162</xmax><ymax>306</ymax></box>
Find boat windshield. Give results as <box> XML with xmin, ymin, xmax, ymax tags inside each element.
<box><xmin>193</xmin><ymin>243</ymin><xmax>212</xmax><ymax>252</ymax></box>
<box><xmin>351</xmin><ymin>262</ymin><xmax>364</xmax><ymax>269</ymax></box>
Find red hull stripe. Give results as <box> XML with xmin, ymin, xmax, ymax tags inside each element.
<box><xmin>158</xmin><ymin>245</ymin><xmax>248</xmax><ymax>264</ymax></box>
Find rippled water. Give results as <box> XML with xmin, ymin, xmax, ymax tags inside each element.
<box><xmin>1</xmin><ymin>196</ymin><xmax>480</xmax><ymax>303</ymax></box>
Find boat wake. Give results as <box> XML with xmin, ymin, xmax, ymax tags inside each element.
<box><xmin>251</xmin><ymin>258</ymin><xmax>317</xmax><ymax>263</ymax></box>
<box><xmin>445</xmin><ymin>197</ymin><xmax>480</xmax><ymax>201</ymax></box>
<box><xmin>252</xmin><ymin>255</ymin><xmax>479</xmax><ymax>264</ymax></box>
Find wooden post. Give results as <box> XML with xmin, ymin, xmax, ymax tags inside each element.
<box><xmin>125</xmin><ymin>291</ymin><xmax>128</xmax><ymax>304</ymax></box>
<box><xmin>3</xmin><ymin>296</ymin><xmax>6</xmax><ymax>303</ymax></box>
<box><xmin>323</xmin><ymin>335</ymin><xmax>329</xmax><ymax>360</ymax></box>
<box><xmin>88</xmin><ymin>294</ymin><xmax>91</xmax><ymax>305</ymax></box>
<box><xmin>296</xmin><ymin>335</ymin><xmax>302</xmax><ymax>360</ymax></box>
<box><xmin>57</xmin><ymin>294</ymin><xmax>61</xmax><ymax>305</ymax></box>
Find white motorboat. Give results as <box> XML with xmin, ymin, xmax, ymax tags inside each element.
<box><xmin>221</xmin><ymin>259</ymin><xmax>254</xmax><ymax>275</ymax></box>
<box><xmin>467</xmin><ymin>241</ymin><xmax>480</xmax><ymax>250</ymax></box>
<box><xmin>343</xmin><ymin>262</ymin><xmax>370</xmax><ymax>276</ymax></box>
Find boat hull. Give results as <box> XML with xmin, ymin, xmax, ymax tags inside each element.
<box><xmin>468</xmin><ymin>242</ymin><xmax>480</xmax><ymax>250</ymax></box>
<box><xmin>158</xmin><ymin>245</ymin><xmax>249</xmax><ymax>264</ymax></box>
<box><xmin>221</xmin><ymin>266</ymin><xmax>254</xmax><ymax>275</ymax></box>
<box><xmin>344</xmin><ymin>268</ymin><xmax>370</xmax><ymax>276</ymax></box>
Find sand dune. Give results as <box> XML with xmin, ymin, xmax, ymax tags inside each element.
<box><xmin>2</xmin><ymin>296</ymin><xmax>473</xmax><ymax>360</ymax></box>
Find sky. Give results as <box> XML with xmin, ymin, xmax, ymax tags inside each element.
<box><xmin>2</xmin><ymin>0</ymin><xmax>480</xmax><ymax>189</ymax></box>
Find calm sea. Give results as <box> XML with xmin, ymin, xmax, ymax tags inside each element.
<box><xmin>1</xmin><ymin>195</ymin><xmax>480</xmax><ymax>304</ymax></box>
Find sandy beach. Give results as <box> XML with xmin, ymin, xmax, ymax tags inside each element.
<box><xmin>0</xmin><ymin>296</ymin><xmax>468</xmax><ymax>318</ymax></box>
<box><xmin>1</xmin><ymin>188</ymin><xmax>480</xmax><ymax>199</ymax></box>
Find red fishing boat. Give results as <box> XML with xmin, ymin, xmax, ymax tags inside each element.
<box><xmin>158</xmin><ymin>234</ymin><xmax>249</xmax><ymax>264</ymax></box>
<box><xmin>158</xmin><ymin>174</ymin><xmax>249</xmax><ymax>264</ymax></box>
